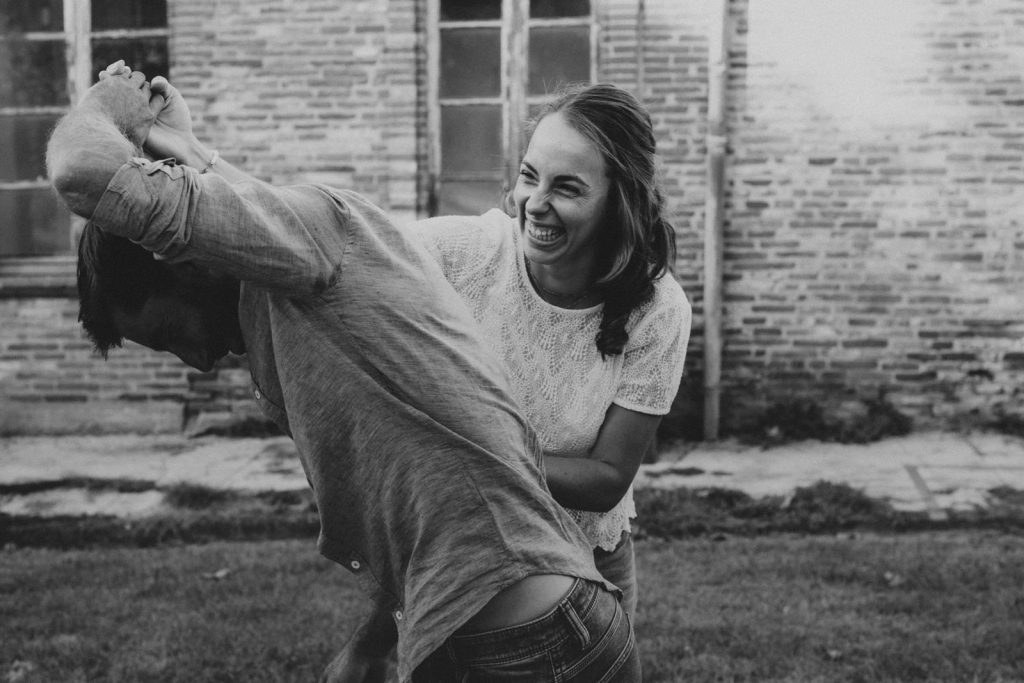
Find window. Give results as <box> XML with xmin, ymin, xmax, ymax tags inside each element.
<box><xmin>430</xmin><ymin>0</ymin><xmax>595</xmax><ymax>215</ymax></box>
<box><xmin>0</xmin><ymin>0</ymin><xmax>168</xmax><ymax>257</ymax></box>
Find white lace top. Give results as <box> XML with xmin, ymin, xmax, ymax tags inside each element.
<box><xmin>415</xmin><ymin>209</ymin><xmax>692</xmax><ymax>550</ymax></box>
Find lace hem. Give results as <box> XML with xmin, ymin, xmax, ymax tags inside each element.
<box><xmin>566</xmin><ymin>487</ymin><xmax>636</xmax><ymax>551</ymax></box>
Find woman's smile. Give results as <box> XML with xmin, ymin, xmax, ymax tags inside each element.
<box><xmin>526</xmin><ymin>219</ymin><xmax>564</xmax><ymax>246</ymax></box>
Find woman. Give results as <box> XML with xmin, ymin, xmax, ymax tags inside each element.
<box><xmin>417</xmin><ymin>83</ymin><xmax>692</xmax><ymax>619</ymax></box>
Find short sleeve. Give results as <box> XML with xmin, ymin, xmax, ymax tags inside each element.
<box><xmin>613</xmin><ymin>276</ymin><xmax>692</xmax><ymax>415</ymax></box>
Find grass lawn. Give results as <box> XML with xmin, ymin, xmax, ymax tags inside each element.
<box><xmin>3</xmin><ymin>531</ymin><xmax>1023</xmax><ymax>682</ymax></box>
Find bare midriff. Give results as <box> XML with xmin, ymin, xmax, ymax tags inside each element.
<box><xmin>459</xmin><ymin>573</ymin><xmax>576</xmax><ymax>633</ymax></box>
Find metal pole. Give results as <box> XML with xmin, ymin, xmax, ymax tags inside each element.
<box><xmin>703</xmin><ymin>0</ymin><xmax>730</xmax><ymax>440</ymax></box>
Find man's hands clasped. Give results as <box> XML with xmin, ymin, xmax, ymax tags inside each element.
<box><xmin>80</xmin><ymin>61</ymin><xmax>162</xmax><ymax>148</ymax></box>
<box><xmin>93</xmin><ymin>59</ymin><xmax>197</xmax><ymax>162</ymax></box>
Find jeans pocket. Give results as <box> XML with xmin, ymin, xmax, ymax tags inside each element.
<box><xmin>458</xmin><ymin>649</ymin><xmax>555</xmax><ymax>681</ymax></box>
<box><xmin>557</xmin><ymin>590</ymin><xmax>641</xmax><ymax>683</ymax></box>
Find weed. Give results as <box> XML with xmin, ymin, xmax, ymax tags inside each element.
<box><xmin>747</xmin><ymin>393</ymin><xmax>912</xmax><ymax>447</ymax></box>
<box><xmin>162</xmin><ymin>483</ymin><xmax>238</xmax><ymax>509</ymax></box>
<box><xmin>836</xmin><ymin>396</ymin><xmax>912</xmax><ymax>444</ymax></box>
<box><xmin>781</xmin><ymin>481</ymin><xmax>895</xmax><ymax>531</ymax></box>
<box><xmin>0</xmin><ymin>477</ymin><xmax>154</xmax><ymax>496</ymax></box>
<box><xmin>988</xmin><ymin>410</ymin><xmax>1024</xmax><ymax>439</ymax></box>
<box><xmin>5</xmin><ymin>481</ymin><xmax>1024</xmax><ymax>550</ymax></box>
<box><xmin>188</xmin><ymin>416</ymin><xmax>284</xmax><ymax>438</ymax></box>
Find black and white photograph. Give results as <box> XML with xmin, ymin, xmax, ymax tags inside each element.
<box><xmin>1</xmin><ymin>1</ymin><xmax>1022</xmax><ymax>681</ymax></box>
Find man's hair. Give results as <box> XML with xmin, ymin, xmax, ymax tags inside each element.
<box><xmin>77</xmin><ymin>223</ymin><xmax>170</xmax><ymax>356</ymax></box>
<box><xmin>527</xmin><ymin>82</ymin><xmax>677</xmax><ymax>357</ymax></box>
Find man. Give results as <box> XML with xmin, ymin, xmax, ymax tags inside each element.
<box><xmin>47</xmin><ymin>65</ymin><xmax>641</xmax><ymax>682</ymax></box>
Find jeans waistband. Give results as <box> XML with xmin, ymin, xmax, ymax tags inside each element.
<box><xmin>446</xmin><ymin>578</ymin><xmax>603</xmax><ymax>662</ymax></box>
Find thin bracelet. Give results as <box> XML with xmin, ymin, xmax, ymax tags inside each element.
<box><xmin>200</xmin><ymin>150</ymin><xmax>219</xmax><ymax>174</ymax></box>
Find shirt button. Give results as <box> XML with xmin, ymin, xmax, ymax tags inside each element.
<box><xmin>350</xmin><ymin>560</ymin><xmax>360</xmax><ymax>570</ymax></box>
<box><xmin>254</xmin><ymin>389</ymin><xmax>261</xmax><ymax>400</ymax></box>
<box><xmin>394</xmin><ymin>610</ymin><xmax>404</xmax><ymax>621</ymax></box>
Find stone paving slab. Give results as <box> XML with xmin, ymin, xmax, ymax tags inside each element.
<box><xmin>0</xmin><ymin>434</ymin><xmax>306</xmax><ymax>491</ymax></box>
<box><xmin>638</xmin><ymin>431</ymin><xmax>1024</xmax><ymax>512</ymax></box>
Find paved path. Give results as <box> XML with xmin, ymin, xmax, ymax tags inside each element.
<box><xmin>1</xmin><ymin>431</ymin><xmax>1022</xmax><ymax>517</ymax></box>
<box><xmin>642</xmin><ymin>431</ymin><xmax>1024</xmax><ymax>513</ymax></box>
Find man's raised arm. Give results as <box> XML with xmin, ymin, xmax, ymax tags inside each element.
<box><xmin>46</xmin><ymin>69</ymin><xmax>161</xmax><ymax>218</ymax></box>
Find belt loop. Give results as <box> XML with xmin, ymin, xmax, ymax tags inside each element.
<box><xmin>560</xmin><ymin>598</ymin><xmax>591</xmax><ymax>648</ymax></box>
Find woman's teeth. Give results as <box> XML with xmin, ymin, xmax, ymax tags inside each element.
<box><xmin>529</xmin><ymin>222</ymin><xmax>561</xmax><ymax>244</ymax></box>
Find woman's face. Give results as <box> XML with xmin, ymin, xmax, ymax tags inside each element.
<box><xmin>513</xmin><ymin>111</ymin><xmax>611</xmax><ymax>277</ymax></box>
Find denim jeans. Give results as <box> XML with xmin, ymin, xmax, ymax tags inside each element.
<box><xmin>412</xmin><ymin>578</ymin><xmax>641</xmax><ymax>682</ymax></box>
<box><xmin>594</xmin><ymin>531</ymin><xmax>637</xmax><ymax>622</ymax></box>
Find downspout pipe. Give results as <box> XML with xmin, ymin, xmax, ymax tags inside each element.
<box><xmin>703</xmin><ymin>0</ymin><xmax>730</xmax><ymax>440</ymax></box>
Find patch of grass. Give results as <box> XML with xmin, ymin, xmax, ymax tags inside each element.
<box><xmin>835</xmin><ymin>395</ymin><xmax>913</xmax><ymax>444</ymax></box>
<box><xmin>633</xmin><ymin>481</ymin><xmax>1024</xmax><ymax>540</ymax></box>
<box><xmin>748</xmin><ymin>394</ymin><xmax>912</xmax><ymax>447</ymax></box>
<box><xmin>0</xmin><ymin>511</ymin><xmax>320</xmax><ymax>550</ymax></box>
<box><xmin>2</xmin><ymin>532</ymin><xmax>1023</xmax><ymax>682</ymax></box>
<box><xmin>988</xmin><ymin>411</ymin><xmax>1024</xmax><ymax>439</ymax></box>
<box><xmin>188</xmin><ymin>416</ymin><xmax>284</xmax><ymax>438</ymax></box>
<box><xmin>162</xmin><ymin>483</ymin><xmax>239</xmax><ymax>509</ymax></box>
<box><xmin>636</xmin><ymin>532</ymin><xmax>1024</xmax><ymax>682</ymax></box>
<box><xmin>5</xmin><ymin>482</ymin><xmax>1024</xmax><ymax>550</ymax></box>
<box><xmin>0</xmin><ymin>477</ymin><xmax>155</xmax><ymax>496</ymax></box>
<box><xmin>0</xmin><ymin>494</ymin><xmax>321</xmax><ymax>549</ymax></box>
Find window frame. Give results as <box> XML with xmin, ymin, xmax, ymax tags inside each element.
<box><xmin>0</xmin><ymin>0</ymin><xmax>168</xmax><ymax>273</ymax></box>
<box><xmin>426</xmin><ymin>0</ymin><xmax>597</xmax><ymax>216</ymax></box>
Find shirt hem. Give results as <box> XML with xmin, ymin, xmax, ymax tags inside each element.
<box><xmin>611</xmin><ymin>397</ymin><xmax>670</xmax><ymax>416</ymax></box>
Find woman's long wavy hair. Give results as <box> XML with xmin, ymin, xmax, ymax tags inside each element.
<box><xmin>522</xmin><ymin>83</ymin><xmax>676</xmax><ymax>357</ymax></box>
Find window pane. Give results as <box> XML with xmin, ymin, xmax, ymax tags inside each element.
<box><xmin>91</xmin><ymin>37</ymin><xmax>169</xmax><ymax>81</ymax></box>
<box><xmin>0</xmin><ymin>0</ymin><xmax>64</xmax><ymax>32</ymax></box>
<box><xmin>0</xmin><ymin>186</ymin><xmax>71</xmax><ymax>256</ymax></box>
<box><xmin>528</xmin><ymin>26</ymin><xmax>589</xmax><ymax>96</ymax></box>
<box><xmin>441</xmin><ymin>104</ymin><xmax>502</xmax><ymax>174</ymax></box>
<box><xmin>530</xmin><ymin>0</ymin><xmax>590</xmax><ymax>18</ymax></box>
<box><xmin>0</xmin><ymin>113</ymin><xmax>60</xmax><ymax>181</ymax></box>
<box><xmin>0</xmin><ymin>38</ymin><xmax>67</xmax><ymax>106</ymax></box>
<box><xmin>439</xmin><ymin>180</ymin><xmax>504</xmax><ymax>216</ymax></box>
<box><xmin>440</xmin><ymin>0</ymin><xmax>501</xmax><ymax>21</ymax></box>
<box><xmin>440</xmin><ymin>28</ymin><xmax>500</xmax><ymax>98</ymax></box>
<box><xmin>92</xmin><ymin>0</ymin><xmax>167</xmax><ymax>30</ymax></box>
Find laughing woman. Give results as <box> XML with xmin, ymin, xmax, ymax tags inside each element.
<box><xmin>417</xmin><ymin>83</ymin><xmax>692</xmax><ymax>620</ymax></box>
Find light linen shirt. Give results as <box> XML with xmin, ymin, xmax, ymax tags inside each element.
<box><xmin>88</xmin><ymin>158</ymin><xmax>611</xmax><ymax>682</ymax></box>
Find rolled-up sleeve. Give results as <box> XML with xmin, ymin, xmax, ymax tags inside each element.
<box><xmin>89</xmin><ymin>157</ymin><xmax>351</xmax><ymax>296</ymax></box>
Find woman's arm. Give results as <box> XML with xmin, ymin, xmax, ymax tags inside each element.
<box><xmin>544</xmin><ymin>405</ymin><xmax>662</xmax><ymax>513</ymax></box>
<box><xmin>547</xmin><ymin>280</ymin><xmax>691</xmax><ymax>513</ymax></box>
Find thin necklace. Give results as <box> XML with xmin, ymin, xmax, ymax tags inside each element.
<box><xmin>524</xmin><ymin>258</ymin><xmax>595</xmax><ymax>309</ymax></box>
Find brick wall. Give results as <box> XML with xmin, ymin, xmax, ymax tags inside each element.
<box><xmin>3</xmin><ymin>0</ymin><xmax>1022</xmax><ymax>436</ymax></box>
<box><xmin>0</xmin><ymin>297</ymin><xmax>182</xmax><ymax>434</ymax></box>
<box><xmin>1</xmin><ymin>0</ymin><xmax>423</xmax><ymax>435</ymax></box>
<box><xmin>170</xmin><ymin>0</ymin><xmax>422</xmax><ymax>220</ymax></box>
<box><xmin>716</xmin><ymin>0</ymin><xmax>1024</xmax><ymax>432</ymax></box>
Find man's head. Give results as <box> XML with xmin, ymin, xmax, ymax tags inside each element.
<box><xmin>77</xmin><ymin>223</ymin><xmax>245</xmax><ymax>371</ymax></box>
